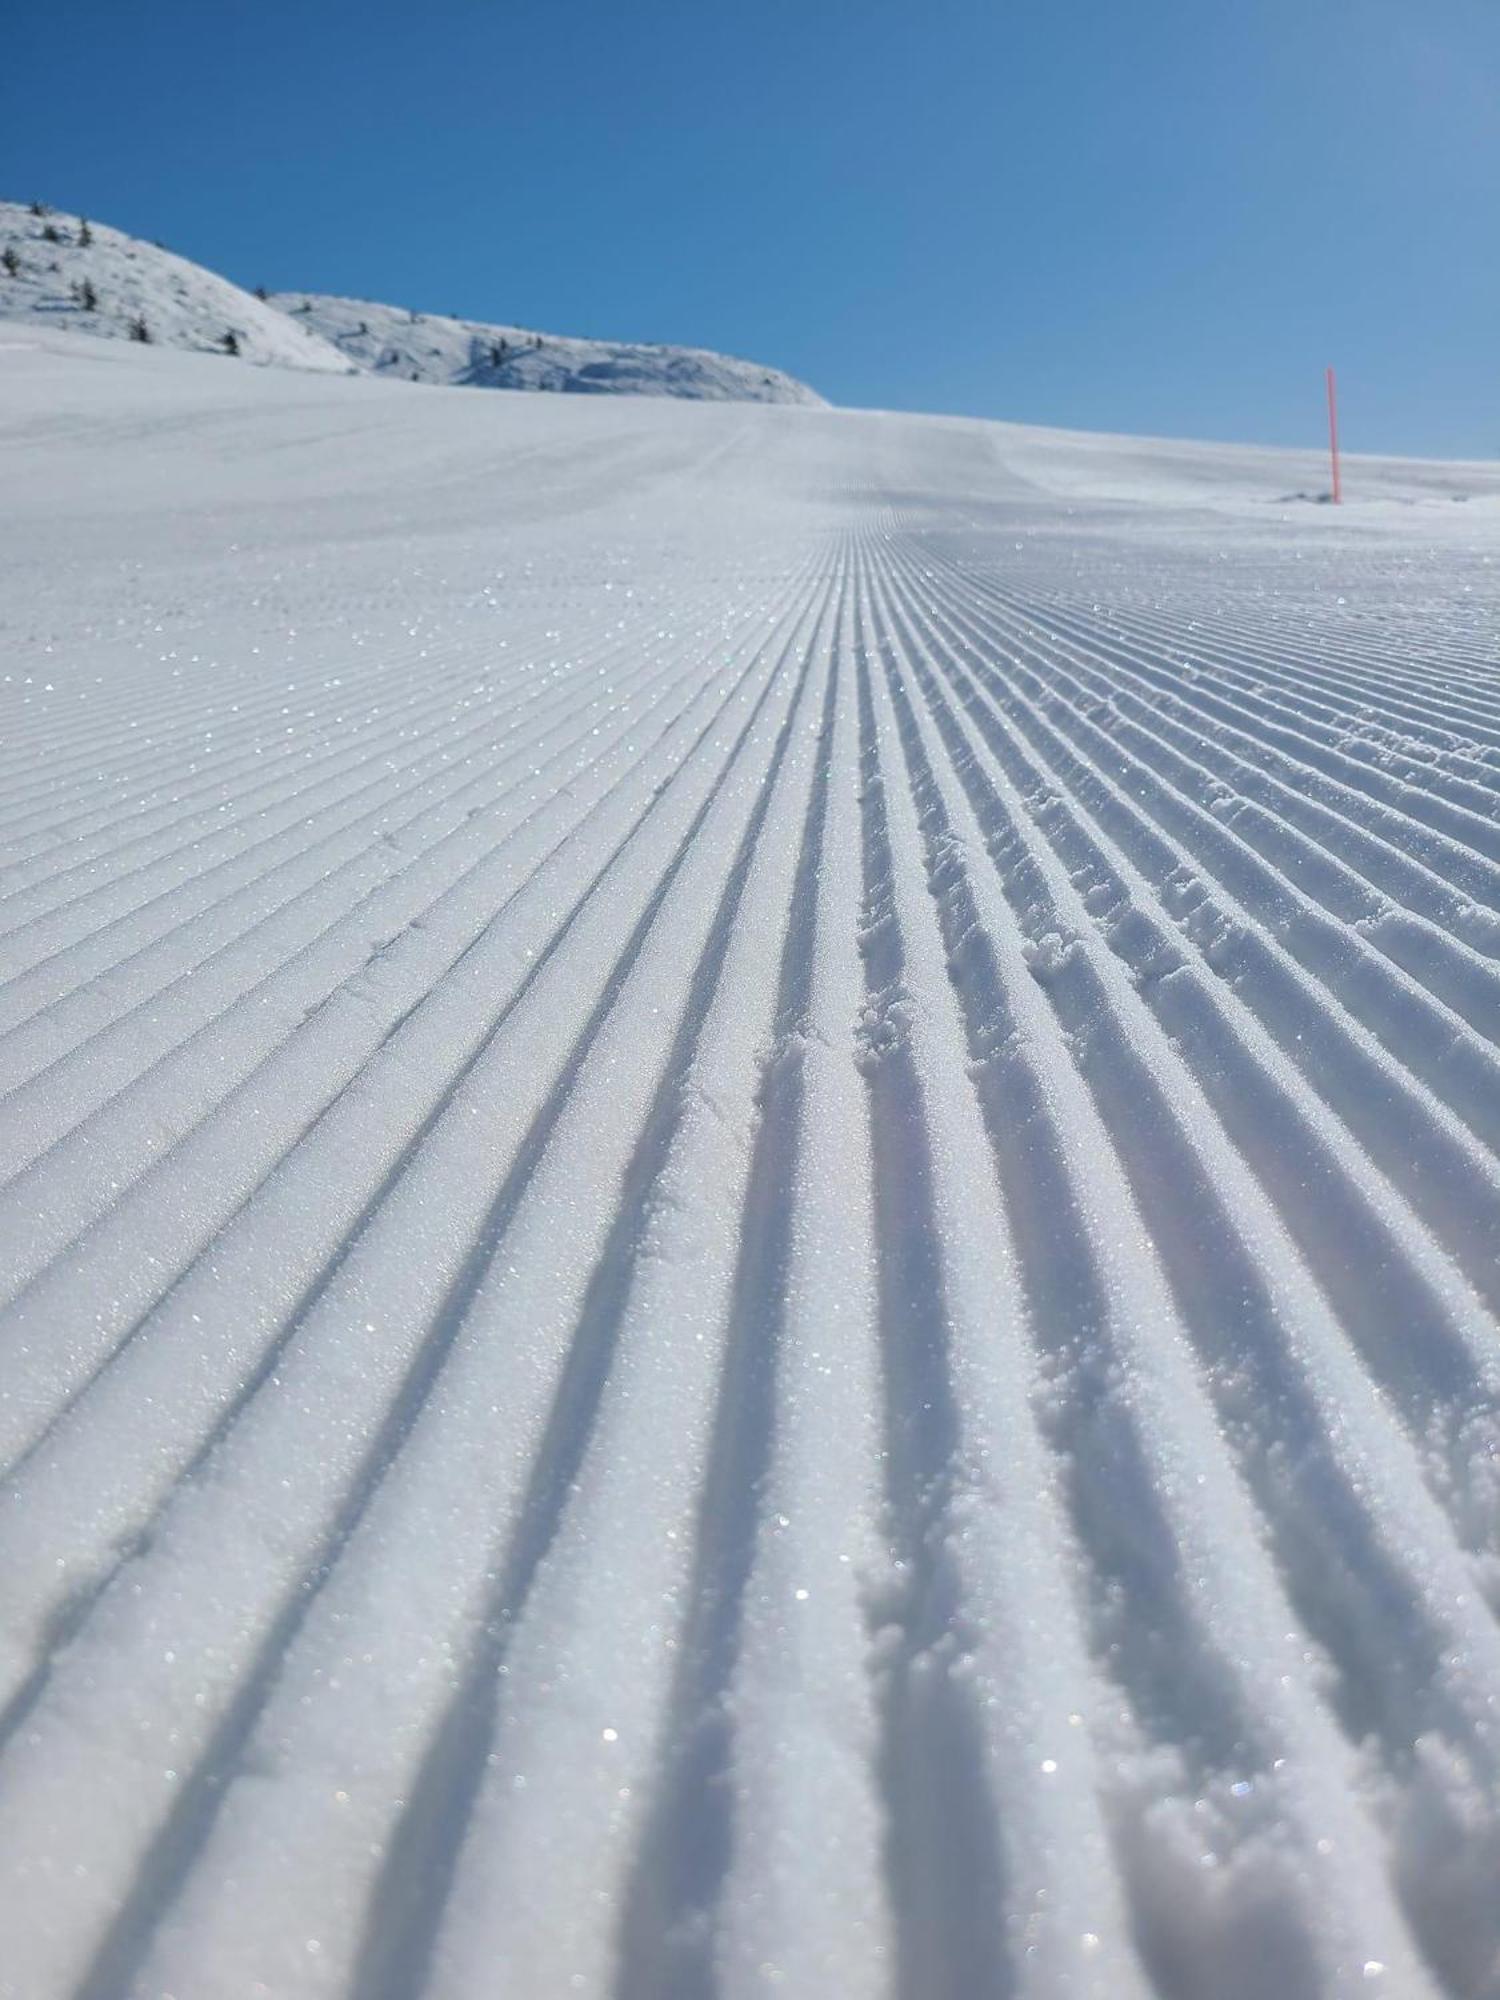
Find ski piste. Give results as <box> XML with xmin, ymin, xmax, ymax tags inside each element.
<box><xmin>2</xmin><ymin>327</ymin><xmax>1499</xmax><ymax>1998</ymax></box>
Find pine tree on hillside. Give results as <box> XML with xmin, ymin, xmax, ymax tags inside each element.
<box><xmin>253</xmin><ymin>285</ymin><xmax>268</xmax><ymax>301</ymax></box>
<box><xmin>28</xmin><ymin>199</ymin><xmax>46</xmax><ymax>217</ymax></box>
<box><xmin>41</xmin><ymin>223</ymin><xmax>62</xmax><ymax>244</ymax></box>
<box><xmin>128</xmin><ymin>312</ymin><xmax>151</xmax><ymax>343</ymax></box>
<box><xmin>78</xmin><ymin>218</ymin><xmax>93</xmax><ymax>247</ymax></box>
<box><xmin>75</xmin><ymin>278</ymin><xmax>98</xmax><ymax>311</ymax></box>
<box><xmin>222</xmin><ymin>329</ymin><xmax>240</xmax><ymax>356</ymax></box>
<box><xmin>1</xmin><ymin>247</ymin><xmax>20</xmax><ymax>277</ymax></box>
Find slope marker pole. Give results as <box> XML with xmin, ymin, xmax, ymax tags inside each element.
<box><xmin>1326</xmin><ymin>365</ymin><xmax>1342</xmax><ymax>504</ymax></box>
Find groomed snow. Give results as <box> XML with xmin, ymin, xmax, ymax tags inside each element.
<box><xmin>2</xmin><ymin>329</ymin><xmax>1499</xmax><ymax>2000</ymax></box>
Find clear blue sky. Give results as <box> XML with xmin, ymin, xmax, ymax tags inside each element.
<box><xmin>6</xmin><ymin>0</ymin><xmax>1496</xmax><ymax>454</ymax></box>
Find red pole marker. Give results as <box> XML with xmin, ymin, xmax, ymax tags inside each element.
<box><xmin>1326</xmin><ymin>365</ymin><xmax>1342</xmax><ymax>504</ymax></box>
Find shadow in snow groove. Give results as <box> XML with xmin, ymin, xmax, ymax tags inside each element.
<box><xmin>68</xmin><ymin>559</ymin><xmax>834</xmax><ymax>2000</ymax></box>
<box><xmin>851</xmin><ymin>566</ymin><xmax>1011</xmax><ymax>2000</ymax></box>
<box><xmin>612</xmin><ymin>573</ymin><xmax>845</xmax><ymax>2000</ymax></box>
<box><xmin>0</xmin><ymin>568</ymin><xmax>835</xmax><ymax>1774</ymax></box>
<box><xmin>348</xmin><ymin>557</ymin><xmax>841</xmax><ymax>2000</ymax></box>
<box><xmin>911</xmin><ymin>546</ymin><xmax>1500</xmax><ymax>1151</ymax></box>
<box><xmin>877</xmin><ymin>550</ymin><xmax>1500</xmax><ymax>1963</ymax></box>
<box><xmin>868</xmin><ymin>556</ymin><xmax>1255</xmax><ymax>1755</ymax></box>
<box><xmin>0</xmin><ymin>556</ymin><xmax>830</xmax><ymax>1492</ymax></box>
<box><xmin>883</xmin><ymin>545</ymin><xmax>1500</xmax><ymax>1502</ymax></box>
<box><xmin>0</xmin><ymin>596</ymin><xmax>703</xmax><ymax>1174</ymax></box>
<box><xmin>860</xmin><ymin>555</ymin><xmax>1309</xmax><ymax>1996</ymax></box>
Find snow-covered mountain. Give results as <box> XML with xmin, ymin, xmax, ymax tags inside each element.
<box><xmin>270</xmin><ymin>290</ymin><xmax>826</xmax><ymax>404</ymax></box>
<box><xmin>0</xmin><ymin>201</ymin><xmax>351</xmax><ymax>373</ymax></box>
<box><xmin>0</xmin><ymin>200</ymin><xmax>823</xmax><ymax>404</ymax></box>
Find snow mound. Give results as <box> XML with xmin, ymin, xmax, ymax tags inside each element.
<box><xmin>0</xmin><ymin>201</ymin><xmax>352</xmax><ymax>373</ymax></box>
<box><xmin>270</xmin><ymin>290</ymin><xmax>826</xmax><ymax>404</ymax></box>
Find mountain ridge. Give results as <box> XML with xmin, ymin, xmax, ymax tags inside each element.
<box><xmin>0</xmin><ymin>200</ymin><xmax>350</xmax><ymax>372</ymax></box>
<box><xmin>0</xmin><ymin>200</ymin><xmax>824</xmax><ymax>405</ymax></box>
<box><xmin>270</xmin><ymin>289</ymin><xmax>825</xmax><ymax>404</ymax></box>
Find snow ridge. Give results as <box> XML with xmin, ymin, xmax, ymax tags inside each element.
<box><xmin>270</xmin><ymin>289</ymin><xmax>826</xmax><ymax>403</ymax></box>
<box><xmin>0</xmin><ymin>199</ymin><xmax>823</xmax><ymax>403</ymax></box>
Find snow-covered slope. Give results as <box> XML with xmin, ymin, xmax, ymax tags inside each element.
<box><xmin>0</xmin><ymin>201</ymin><xmax>819</xmax><ymax>402</ymax></box>
<box><xmin>2</xmin><ymin>332</ymin><xmax>1500</xmax><ymax>1999</ymax></box>
<box><xmin>0</xmin><ymin>200</ymin><xmax>351</xmax><ymax>372</ymax></box>
<box><xmin>272</xmin><ymin>288</ymin><xmax>826</xmax><ymax>403</ymax></box>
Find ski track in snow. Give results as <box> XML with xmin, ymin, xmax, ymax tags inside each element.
<box><xmin>2</xmin><ymin>337</ymin><xmax>1500</xmax><ymax>2000</ymax></box>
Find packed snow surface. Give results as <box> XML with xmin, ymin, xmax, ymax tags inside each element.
<box><xmin>2</xmin><ymin>329</ymin><xmax>1500</xmax><ymax>2000</ymax></box>
<box><xmin>0</xmin><ymin>202</ymin><xmax>351</xmax><ymax>372</ymax></box>
<box><xmin>271</xmin><ymin>289</ymin><xmax>826</xmax><ymax>402</ymax></box>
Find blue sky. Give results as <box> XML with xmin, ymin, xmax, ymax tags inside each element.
<box><xmin>6</xmin><ymin>0</ymin><xmax>1496</xmax><ymax>453</ymax></box>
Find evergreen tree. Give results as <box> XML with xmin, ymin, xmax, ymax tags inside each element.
<box><xmin>1</xmin><ymin>247</ymin><xmax>20</xmax><ymax>278</ymax></box>
<box><xmin>222</xmin><ymin>328</ymin><xmax>240</xmax><ymax>356</ymax></box>
<box><xmin>28</xmin><ymin>199</ymin><xmax>46</xmax><ymax>217</ymax></box>
<box><xmin>75</xmin><ymin>278</ymin><xmax>98</xmax><ymax>311</ymax></box>
<box><xmin>128</xmin><ymin>312</ymin><xmax>151</xmax><ymax>343</ymax></box>
<box><xmin>253</xmin><ymin>285</ymin><xmax>268</xmax><ymax>301</ymax></box>
<box><xmin>41</xmin><ymin>223</ymin><xmax>62</xmax><ymax>244</ymax></box>
<box><xmin>78</xmin><ymin>218</ymin><xmax>93</xmax><ymax>247</ymax></box>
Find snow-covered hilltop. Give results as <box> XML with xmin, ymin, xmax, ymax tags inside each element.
<box><xmin>0</xmin><ymin>201</ymin><xmax>351</xmax><ymax>373</ymax></box>
<box><xmin>271</xmin><ymin>290</ymin><xmax>826</xmax><ymax>404</ymax></box>
<box><xmin>0</xmin><ymin>200</ymin><xmax>824</xmax><ymax>404</ymax></box>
